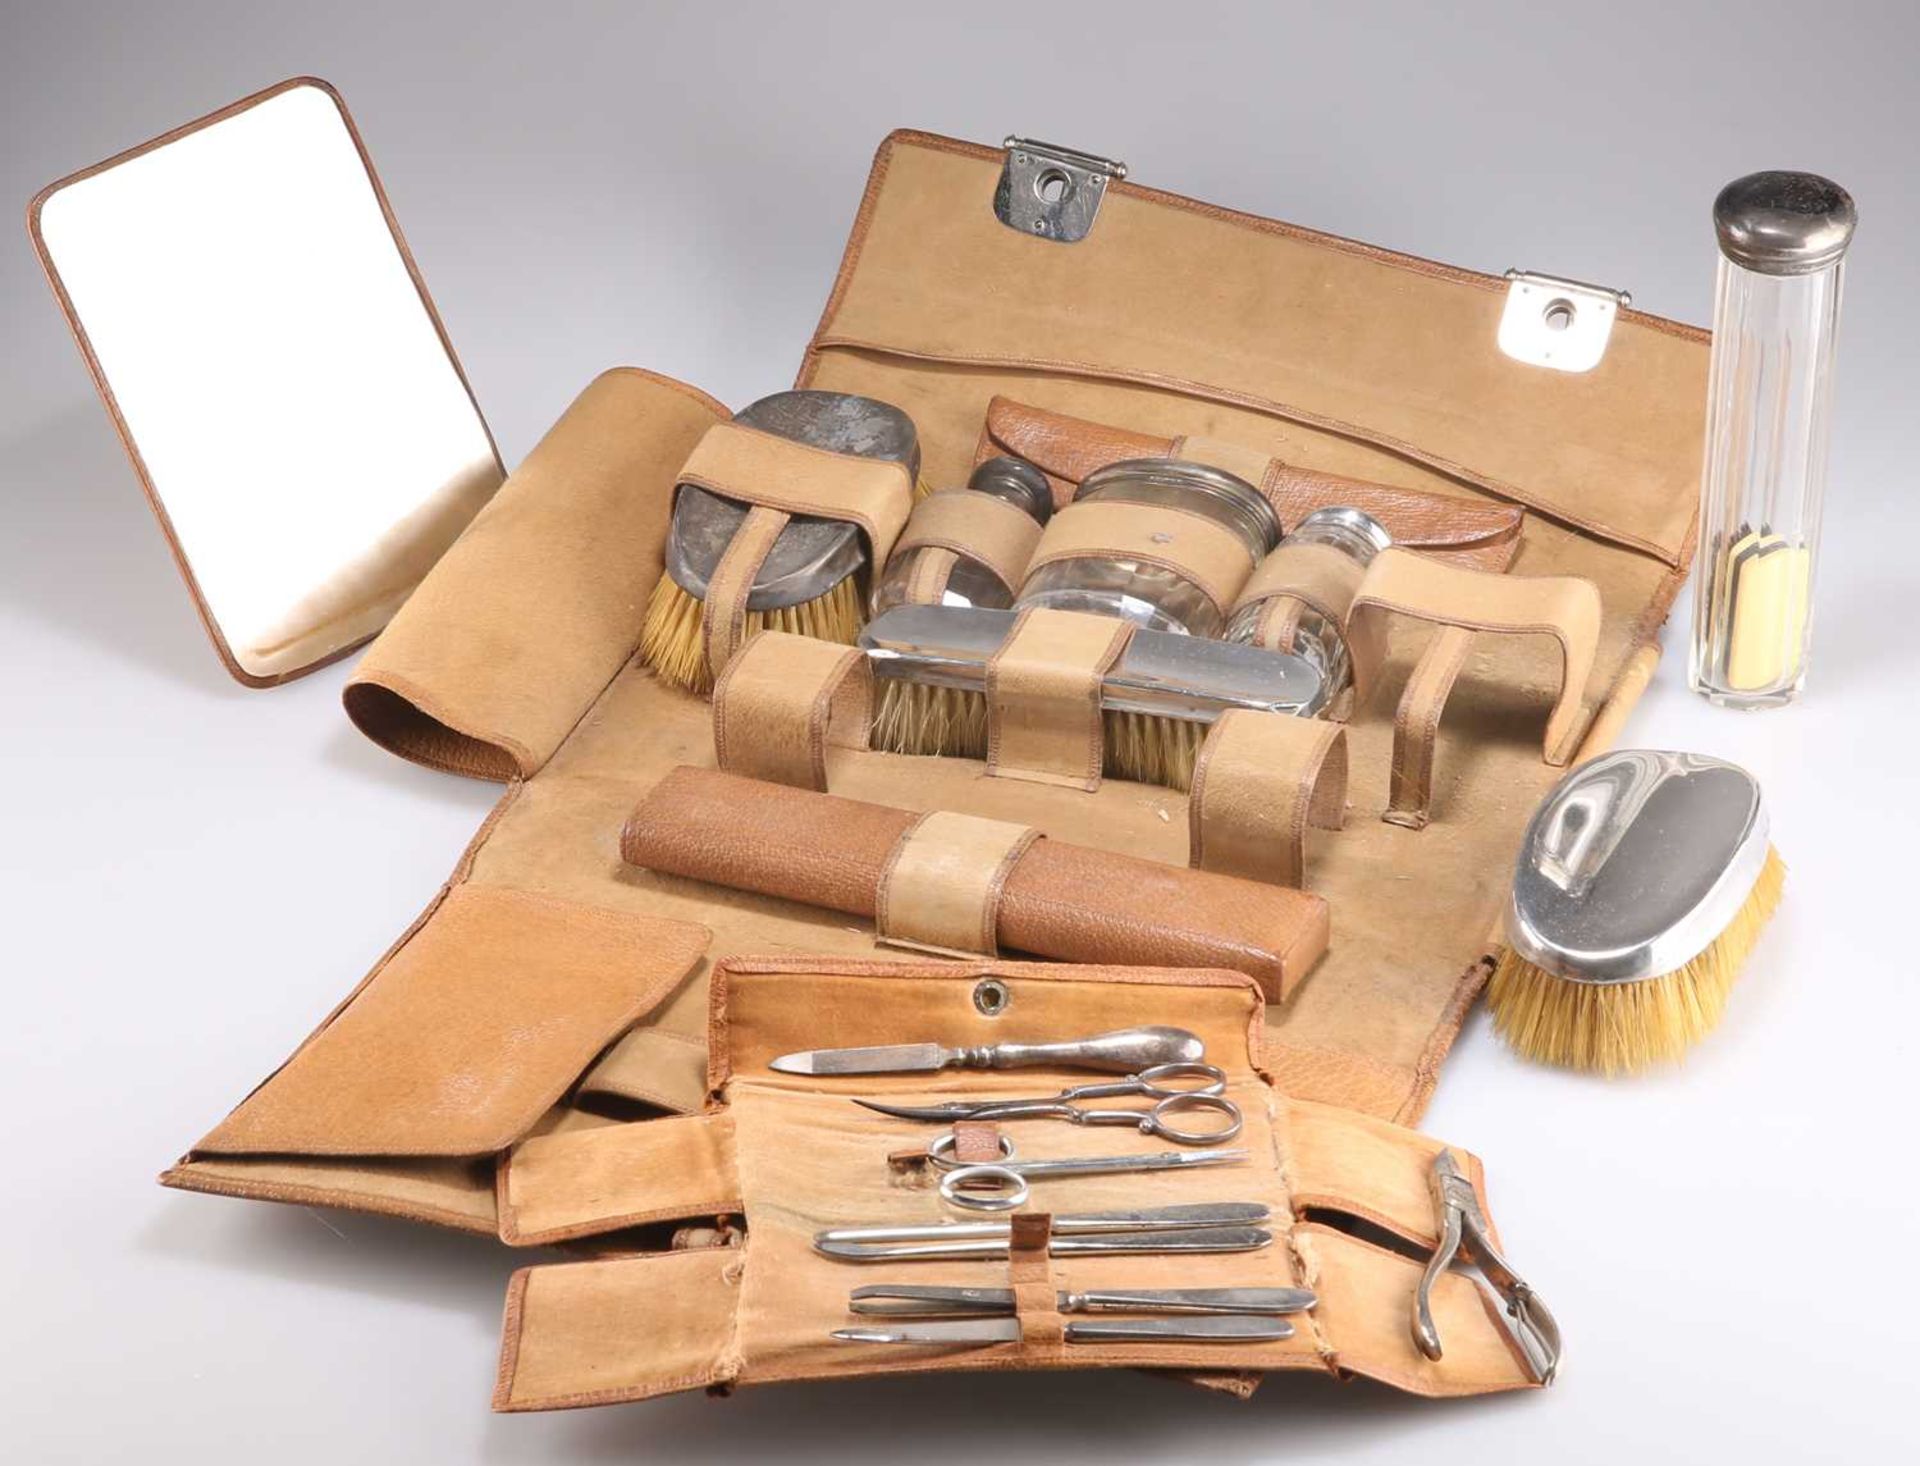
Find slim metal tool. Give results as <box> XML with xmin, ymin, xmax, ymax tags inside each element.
<box><xmin>816</xmin><ymin>1228</ymin><xmax>1272</xmax><ymax>1263</ymax></box>
<box><xmin>847</xmin><ymin>1284</ymin><xmax>1317</xmax><ymax>1317</ymax></box>
<box><xmin>926</xmin><ymin>1133</ymin><xmax>1249</xmax><ymax>1212</ymax></box>
<box><xmin>855</xmin><ymin>1063</ymin><xmax>1242</xmax><ymax>1145</ymax></box>
<box><xmin>833</xmin><ymin>1315</ymin><xmax>1293</xmax><ymax>1345</ymax></box>
<box><xmin>768</xmin><ymin>1025</ymin><xmax>1204</xmax><ymax>1078</ymax></box>
<box><xmin>1413</xmin><ymin>1150</ymin><xmax>1562</xmax><ymax>1384</ymax></box>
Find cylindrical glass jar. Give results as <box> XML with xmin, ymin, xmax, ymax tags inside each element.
<box><xmin>871</xmin><ymin>456</ymin><xmax>1053</xmax><ymax>614</ymax></box>
<box><xmin>1224</xmin><ymin>506</ymin><xmax>1391</xmax><ymax>694</ymax></box>
<box><xmin>1016</xmin><ymin>458</ymin><xmax>1280</xmax><ymax>635</ymax></box>
<box><xmin>1689</xmin><ymin>171</ymin><xmax>1855</xmax><ymax>708</ymax></box>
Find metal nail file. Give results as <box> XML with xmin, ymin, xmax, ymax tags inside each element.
<box><xmin>833</xmin><ymin>1315</ymin><xmax>1295</xmax><ymax>1345</ymax></box>
<box><xmin>847</xmin><ymin>1285</ymin><xmax>1318</xmax><ymax>1317</ymax></box>
<box><xmin>767</xmin><ymin>1025</ymin><xmax>1204</xmax><ymax>1077</ymax></box>
<box><xmin>817</xmin><ymin>1202</ymin><xmax>1268</xmax><ymax>1246</ymax></box>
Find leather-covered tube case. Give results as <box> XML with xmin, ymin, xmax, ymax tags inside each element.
<box><xmin>622</xmin><ymin>765</ymin><xmax>1330</xmax><ymax>996</ymax></box>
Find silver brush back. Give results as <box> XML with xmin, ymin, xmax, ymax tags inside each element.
<box><xmin>860</xmin><ymin>605</ymin><xmax>1327</xmax><ymax>722</ymax></box>
<box><xmin>663</xmin><ymin>391</ymin><xmax>920</xmax><ymax>609</ymax></box>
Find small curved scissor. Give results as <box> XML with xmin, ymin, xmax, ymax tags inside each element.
<box><xmin>852</xmin><ymin>1062</ymin><xmax>1242</xmax><ymax>1147</ymax></box>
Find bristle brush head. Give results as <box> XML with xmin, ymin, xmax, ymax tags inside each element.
<box><xmin>639</xmin><ymin>573</ymin><xmax>865</xmax><ymax>694</ymax></box>
<box><xmin>1489</xmin><ymin>750</ymin><xmax>1782</xmax><ymax>1075</ymax></box>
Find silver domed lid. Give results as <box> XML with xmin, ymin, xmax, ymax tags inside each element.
<box><xmin>1713</xmin><ymin>171</ymin><xmax>1856</xmax><ymax>276</ymax></box>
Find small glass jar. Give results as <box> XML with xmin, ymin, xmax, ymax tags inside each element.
<box><xmin>871</xmin><ymin>456</ymin><xmax>1053</xmax><ymax>613</ymax></box>
<box><xmin>1689</xmin><ymin>171</ymin><xmax>1855</xmax><ymax>708</ymax></box>
<box><xmin>1016</xmin><ymin>458</ymin><xmax>1280</xmax><ymax>635</ymax></box>
<box><xmin>1224</xmin><ymin>505</ymin><xmax>1391</xmax><ymax>694</ymax></box>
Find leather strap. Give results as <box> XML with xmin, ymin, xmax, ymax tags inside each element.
<box><xmin>1169</xmin><ymin>433</ymin><xmax>1278</xmax><ymax>496</ymax></box>
<box><xmin>1349</xmin><ymin>549</ymin><xmax>1601</xmax><ymax>766</ymax></box>
<box><xmin>1023</xmin><ymin>500</ymin><xmax>1258</xmax><ymax>619</ymax></box>
<box><xmin>874</xmin><ymin>810</ymin><xmax>1039</xmax><ymax>958</ymax></box>
<box><xmin>1007</xmin><ymin>1213</ymin><xmax>1066</xmax><ymax>1358</ymax></box>
<box><xmin>891</xmin><ymin>490</ymin><xmax>1043</xmax><ymax>597</ymax></box>
<box><xmin>950</xmin><ymin>1121</ymin><xmax>1005</xmax><ymax>1166</ymax></box>
<box><xmin>1188</xmin><ymin>710</ymin><xmax>1348</xmax><ymax>890</ymax></box>
<box><xmin>1384</xmin><ymin>625</ymin><xmax>1476</xmax><ymax>830</ymax></box>
<box><xmin>677</xmin><ymin>420</ymin><xmax>916</xmax><ymax>677</ymax></box>
<box><xmin>902</xmin><ymin>546</ymin><xmax>960</xmax><ymax>604</ymax></box>
<box><xmin>700</xmin><ymin>505</ymin><xmax>790</xmax><ymax>681</ymax></box>
<box><xmin>711</xmin><ymin>632</ymin><xmax>870</xmax><ymax>791</ymax></box>
<box><xmin>985</xmin><ymin>608</ymin><xmax>1134</xmax><ymax>790</ymax></box>
<box><xmin>1232</xmin><ymin>541</ymin><xmax>1367</xmax><ymax>647</ymax></box>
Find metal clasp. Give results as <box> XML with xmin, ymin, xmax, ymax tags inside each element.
<box><xmin>995</xmin><ymin>138</ymin><xmax>1127</xmax><ymax>244</ymax></box>
<box><xmin>1413</xmin><ymin>1150</ymin><xmax>1562</xmax><ymax>1384</ymax></box>
<box><xmin>1498</xmin><ymin>269</ymin><xmax>1630</xmax><ymax>373</ymax></box>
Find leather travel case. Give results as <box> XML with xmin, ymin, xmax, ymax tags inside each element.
<box><xmin>164</xmin><ymin>130</ymin><xmax>1706</xmax><ymax>1236</ymax></box>
<box><xmin>493</xmin><ymin>959</ymin><xmax>1550</xmax><ymax>1409</ymax></box>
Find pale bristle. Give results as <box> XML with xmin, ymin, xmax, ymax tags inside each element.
<box><xmin>1103</xmin><ymin>711</ymin><xmax>1207</xmax><ymax>792</ymax></box>
<box><xmin>914</xmin><ymin>476</ymin><xmax>938</xmax><ymax>501</ymax></box>
<box><xmin>1488</xmin><ymin>845</ymin><xmax>1785</xmax><ymax>1075</ymax></box>
<box><xmin>873</xmin><ymin>681</ymin><xmax>989</xmax><ymax>758</ymax></box>
<box><xmin>637</xmin><ymin>574</ymin><xmax>865</xmax><ymax>694</ymax></box>
<box><xmin>873</xmin><ymin>681</ymin><xmax>1207</xmax><ymax>791</ymax></box>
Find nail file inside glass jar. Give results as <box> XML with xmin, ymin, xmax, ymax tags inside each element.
<box><xmin>860</xmin><ymin>605</ymin><xmax>1328</xmax><ymax>720</ymax></box>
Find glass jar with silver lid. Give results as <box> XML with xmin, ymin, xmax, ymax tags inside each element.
<box><xmin>1224</xmin><ymin>505</ymin><xmax>1392</xmax><ymax>695</ymax></box>
<box><xmin>1015</xmin><ymin>458</ymin><xmax>1281</xmax><ymax>636</ymax></box>
<box><xmin>872</xmin><ymin>456</ymin><xmax>1054</xmax><ymax>614</ymax></box>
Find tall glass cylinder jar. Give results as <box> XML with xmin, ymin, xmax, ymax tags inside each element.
<box><xmin>1016</xmin><ymin>459</ymin><xmax>1280</xmax><ymax>635</ymax></box>
<box><xmin>1690</xmin><ymin>171</ymin><xmax>1855</xmax><ymax>708</ymax></box>
<box><xmin>1224</xmin><ymin>505</ymin><xmax>1391</xmax><ymax>695</ymax></box>
<box><xmin>872</xmin><ymin>457</ymin><xmax>1053</xmax><ymax>614</ymax></box>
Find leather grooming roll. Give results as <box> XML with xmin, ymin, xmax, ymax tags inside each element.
<box><xmin>162</xmin><ymin>130</ymin><xmax>1711</xmax><ymax>1411</ymax></box>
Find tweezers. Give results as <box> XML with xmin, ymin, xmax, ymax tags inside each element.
<box><xmin>1414</xmin><ymin>1149</ymin><xmax>1563</xmax><ymax>1384</ymax></box>
<box><xmin>848</xmin><ymin>1284</ymin><xmax>1318</xmax><ymax>1317</ymax></box>
<box><xmin>834</xmin><ymin>1315</ymin><xmax>1294</xmax><ymax>1345</ymax></box>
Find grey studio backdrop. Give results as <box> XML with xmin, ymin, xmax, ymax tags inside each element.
<box><xmin>3</xmin><ymin>2</ymin><xmax>1914</xmax><ymax>1462</ymax></box>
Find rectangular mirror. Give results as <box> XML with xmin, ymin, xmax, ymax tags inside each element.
<box><xmin>30</xmin><ymin>78</ymin><xmax>504</xmax><ymax>685</ymax></box>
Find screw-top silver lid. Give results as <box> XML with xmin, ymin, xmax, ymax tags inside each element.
<box><xmin>1713</xmin><ymin>171</ymin><xmax>1856</xmax><ymax>276</ymax></box>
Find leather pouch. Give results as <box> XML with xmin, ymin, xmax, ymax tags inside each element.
<box><xmin>167</xmin><ymin>130</ymin><xmax>1705</xmax><ymax>1223</ymax></box>
<box><xmin>493</xmin><ymin>958</ymin><xmax>1548</xmax><ymax>1409</ymax></box>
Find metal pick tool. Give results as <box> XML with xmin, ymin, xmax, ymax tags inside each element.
<box><xmin>833</xmin><ymin>1315</ymin><xmax>1294</xmax><ymax>1346</ymax></box>
<box><xmin>815</xmin><ymin>1202</ymin><xmax>1271</xmax><ymax>1262</ymax></box>
<box><xmin>847</xmin><ymin>1284</ymin><xmax>1317</xmax><ymax>1318</ymax></box>
<box><xmin>768</xmin><ymin>1025</ymin><xmax>1204</xmax><ymax>1078</ymax></box>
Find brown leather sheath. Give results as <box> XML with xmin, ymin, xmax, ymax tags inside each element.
<box><xmin>622</xmin><ymin>766</ymin><xmax>1329</xmax><ymax>995</ymax></box>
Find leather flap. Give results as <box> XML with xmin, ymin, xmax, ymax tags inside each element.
<box><xmin>501</xmin><ymin>1111</ymin><xmax>740</xmax><ymax>1246</ymax></box>
<box><xmin>819</xmin><ymin>133</ymin><xmax>1703</xmax><ymax>565</ymax></box>
<box><xmin>495</xmin><ymin>1249</ymin><xmax>743</xmax><ymax>1412</ymax></box>
<box><xmin>194</xmin><ymin>886</ymin><xmax>710</xmax><ymax>1158</ymax></box>
<box><xmin>344</xmin><ymin>368</ymin><xmax>727</xmax><ymax>780</ymax></box>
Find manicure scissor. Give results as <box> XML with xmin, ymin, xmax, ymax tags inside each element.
<box><xmin>924</xmin><ymin>1131</ymin><xmax>1249</xmax><ymax>1211</ymax></box>
<box><xmin>853</xmin><ymin>1062</ymin><xmax>1242</xmax><ymax>1146</ymax></box>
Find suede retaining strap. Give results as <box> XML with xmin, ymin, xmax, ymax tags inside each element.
<box><xmin>1008</xmin><ymin>1213</ymin><xmax>1067</xmax><ymax>1358</ymax></box>
<box><xmin>1232</xmin><ymin>541</ymin><xmax>1372</xmax><ymax>655</ymax></box>
<box><xmin>985</xmin><ymin>607</ymin><xmax>1135</xmax><ymax>790</ymax></box>
<box><xmin>891</xmin><ymin>490</ymin><xmax>1044</xmax><ymax>599</ymax></box>
<box><xmin>1169</xmin><ymin>433</ymin><xmax>1279</xmax><ymax>498</ymax></box>
<box><xmin>902</xmin><ymin>546</ymin><xmax>961</xmax><ymax>604</ymax></box>
<box><xmin>711</xmin><ymin>632</ymin><xmax>871</xmax><ymax>791</ymax></box>
<box><xmin>676</xmin><ymin>420</ymin><xmax>916</xmax><ymax>680</ymax></box>
<box><xmin>1348</xmin><ymin>549</ymin><xmax>1602</xmax><ymax>826</ymax></box>
<box><xmin>1188</xmin><ymin>710</ymin><xmax>1349</xmax><ymax>889</ymax></box>
<box><xmin>1023</xmin><ymin>500</ymin><xmax>1259</xmax><ymax>621</ymax></box>
<box><xmin>874</xmin><ymin>810</ymin><xmax>1040</xmax><ymax>958</ymax></box>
